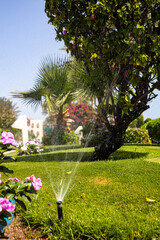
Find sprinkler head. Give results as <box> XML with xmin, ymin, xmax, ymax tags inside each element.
<box><xmin>56</xmin><ymin>201</ymin><xmax>63</xmax><ymax>220</ymax></box>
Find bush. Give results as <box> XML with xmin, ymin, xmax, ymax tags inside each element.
<box><xmin>43</xmin><ymin>128</ymin><xmax>65</xmax><ymax>145</ymax></box>
<box><xmin>63</xmin><ymin>130</ymin><xmax>79</xmax><ymax>145</ymax></box>
<box><xmin>146</xmin><ymin>118</ymin><xmax>160</xmax><ymax>143</ymax></box>
<box><xmin>124</xmin><ymin>128</ymin><xmax>151</xmax><ymax>144</ymax></box>
<box><xmin>0</xmin><ymin>131</ymin><xmax>42</xmax><ymax>228</ymax></box>
<box><xmin>43</xmin><ymin>128</ymin><xmax>79</xmax><ymax>145</ymax></box>
<box><xmin>67</xmin><ymin>103</ymin><xmax>95</xmax><ymax>130</ymax></box>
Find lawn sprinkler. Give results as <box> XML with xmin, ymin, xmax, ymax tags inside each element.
<box><xmin>57</xmin><ymin>201</ymin><xmax>63</xmax><ymax>220</ymax></box>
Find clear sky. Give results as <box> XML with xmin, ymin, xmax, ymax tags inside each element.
<box><xmin>0</xmin><ymin>1</ymin><xmax>160</xmax><ymax>121</ymax></box>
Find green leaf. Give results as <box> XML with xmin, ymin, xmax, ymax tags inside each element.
<box><xmin>0</xmin><ymin>218</ymin><xmax>7</xmax><ymax>227</ymax></box>
<box><xmin>22</xmin><ymin>194</ymin><xmax>32</xmax><ymax>202</ymax></box>
<box><xmin>5</xmin><ymin>193</ymin><xmax>15</xmax><ymax>200</ymax></box>
<box><xmin>3</xmin><ymin>211</ymin><xmax>13</xmax><ymax>219</ymax></box>
<box><xmin>15</xmin><ymin>198</ymin><xmax>27</xmax><ymax>211</ymax></box>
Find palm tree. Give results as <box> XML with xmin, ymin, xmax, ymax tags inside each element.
<box><xmin>11</xmin><ymin>56</ymin><xmax>73</xmax><ymax>129</ymax></box>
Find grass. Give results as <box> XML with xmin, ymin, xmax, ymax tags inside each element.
<box><xmin>3</xmin><ymin>144</ymin><xmax>160</xmax><ymax>239</ymax></box>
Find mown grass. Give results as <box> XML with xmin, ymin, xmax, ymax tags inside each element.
<box><xmin>3</xmin><ymin>145</ymin><xmax>160</xmax><ymax>239</ymax></box>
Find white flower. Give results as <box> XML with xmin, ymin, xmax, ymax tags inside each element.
<box><xmin>21</xmin><ymin>146</ymin><xmax>27</xmax><ymax>151</ymax></box>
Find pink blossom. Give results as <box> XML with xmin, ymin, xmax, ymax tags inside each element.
<box><xmin>0</xmin><ymin>198</ymin><xmax>15</xmax><ymax>212</ymax></box>
<box><xmin>6</xmin><ymin>177</ymin><xmax>20</xmax><ymax>182</ymax></box>
<box><xmin>124</xmin><ymin>70</ymin><xmax>128</xmax><ymax>77</ymax></box>
<box><xmin>11</xmin><ymin>139</ymin><xmax>18</xmax><ymax>146</ymax></box>
<box><xmin>63</xmin><ymin>29</ymin><xmax>67</xmax><ymax>34</ymax></box>
<box><xmin>0</xmin><ymin>131</ymin><xmax>18</xmax><ymax>146</ymax></box>
<box><xmin>32</xmin><ymin>178</ymin><xmax>42</xmax><ymax>191</ymax></box>
<box><xmin>105</xmin><ymin>129</ymin><xmax>109</xmax><ymax>132</ymax></box>
<box><xmin>1</xmin><ymin>132</ymin><xmax>14</xmax><ymax>139</ymax></box>
<box><xmin>25</xmin><ymin>175</ymin><xmax>42</xmax><ymax>191</ymax></box>
<box><xmin>25</xmin><ymin>175</ymin><xmax>36</xmax><ymax>182</ymax></box>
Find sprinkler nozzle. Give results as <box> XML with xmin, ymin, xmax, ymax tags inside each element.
<box><xmin>57</xmin><ymin>201</ymin><xmax>63</xmax><ymax>220</ymax></box>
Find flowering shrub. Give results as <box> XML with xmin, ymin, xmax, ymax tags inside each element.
<box><xmin>0</xmin><ymin>132</ymin><xmax>42</xmax><ymax>228</ymax></box>
<box><xmin>124</xmin><ymin>128</ymin><xmax>151</xmax><ymax>144</ymax></box>
<box><xmin>0</xmin><ymin>132</ymin><xmax>18</xmax><ymax>173</ymax></box>
<box><xmin>17</xmin><ymin>140</ymin><xmax>43</xmax><ymax>156</ymax></box>
<box><xmin>67</xmin><ymin>103</ymin><xmax>95</xmax><ymax>130</ymax></box>
<box><xmin>0</xmin><ymin>174</ymin><xmax>42</xmax><ymax>227</ymax></box>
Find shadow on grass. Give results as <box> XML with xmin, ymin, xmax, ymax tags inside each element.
<box><xmin>16</xmin><ymin>149</ymin><xmax>149</xmax><ymax>162</ymax></box>
<box><xmin>109</xmin><ymin>150</ymin><xmax>148</xmax><ymax>160</ymax></box>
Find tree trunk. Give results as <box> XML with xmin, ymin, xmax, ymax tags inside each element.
<box><xmin>89</xmin><ymin>128</ymin><xmax>126</xmax><ymax>160</ymax></box>
<box><xmin>56</xmin><ymin>107</ymin><xmax>66</xmax><ymax>129</ymax></box>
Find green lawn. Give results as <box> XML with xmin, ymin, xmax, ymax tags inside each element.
<box><xmin>3</xmin><ymin>145</ymin><xmax>160</xmax><ymax>239</ymax></box>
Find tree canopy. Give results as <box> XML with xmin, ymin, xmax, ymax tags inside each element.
<box><xmin>45</xmin><ymin>0</ymin><xmax>160</xmax><ymax>159</ymax></box>
<box><xmin>0</xmin><ymin>97</ymin><xmax>19</xmax><ymax>131</ymax></box>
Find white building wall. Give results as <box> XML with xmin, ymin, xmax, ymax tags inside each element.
<box><xmin>27</xmin><ymin>119</ymin><xmax>43</xmax><ymax>143</ymax></box>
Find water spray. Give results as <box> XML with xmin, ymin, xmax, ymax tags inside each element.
<box><xmin>57</xmin><ymin>201</ymin><xmax>63</xmax><ymax>220</ymax></box>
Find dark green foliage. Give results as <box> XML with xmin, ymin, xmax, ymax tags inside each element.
<box><xmin>43</xmin><ymin>127</ymin><xmax>65</xmax><ymax>145</ymax></box>
<box><xmin>81</xmin><ymin>122</ymin><xmax>110</xmax><ymax>147</ymax></box>
<box><xmin>144</xmin><ymin>118</ymin><xmax>152</xmax><ymax>124</ymax></box>
<box><xmin>43</xmin><ymin>127</ymin><xmax>79</xmax><ymax>145</ymax></box>
<box><xmin>129</xmin><ymin>114</ymin><xmax>144</xmax><ymax>128</ymax></box>
<box><xmin>146</xmin><ymin>118</ymin><xmax>160</xmax><ymax>143</ymax></box>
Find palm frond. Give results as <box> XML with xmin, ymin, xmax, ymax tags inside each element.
<box><xmin>11</xmin><ymin>84</ymin><xmax>45</xmax><ymax>110</ymax></box>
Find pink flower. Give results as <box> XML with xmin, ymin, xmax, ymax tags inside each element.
<box><xmin>0</xmin><ymin>198</ymin><xmax>15</xmax><ymax>212</ymax></box>
<box><xmin>32</xmin><ymin>178</ymin><xmax>42</xmax><ymax>191</ymax></box>
<box><xmin>63</xmin><ymin>29</ymin><xmax>67</xmax><ymax>34</ymax></box>
<box><xmin>11</xmin><ymin>139</ymin><xmax>18</xmax><ymax>146</ymax></box>
<box><xmin>25</xmin><ymin>175</ymin><xmax>42</xmax><ymax>191</ymax></box>
<box><xmin>0</xmin><ymin>131</ymin><xmax>18</xmax><ymax>146</ymax></box>
<box><xmin>25</xmin><ymin>175</ymin><xmax>36</xmax><ymax>182</ymax></box>
<box><xmin>1</xmin><ymin>132</ymin><xmax>14</xmax><ymax>139</ymax></box>
<box><xmin>124</xmin><ymin>70</ymin><xmax>128</xmax><ymax>77</ymax></box>
<box><xmin>6</xmin><ymin>177</ymin><xmax>20</xmax><ymax>182</ymax></box>
<box><xmin>105</xmin><ymin>129</ymin><xmax>109</xmax><ymax>132</ymax></box>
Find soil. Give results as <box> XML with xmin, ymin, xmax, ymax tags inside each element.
<box><xmin>0</xmin><ymin>215</ymin><xmax>48</xmax><ymax>240</ymax></box>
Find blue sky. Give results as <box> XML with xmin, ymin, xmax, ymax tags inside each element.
<box><xmin>0</xmin><ymin>1</ymin><xmax>159</xmax><ymax>121</ymax></box>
